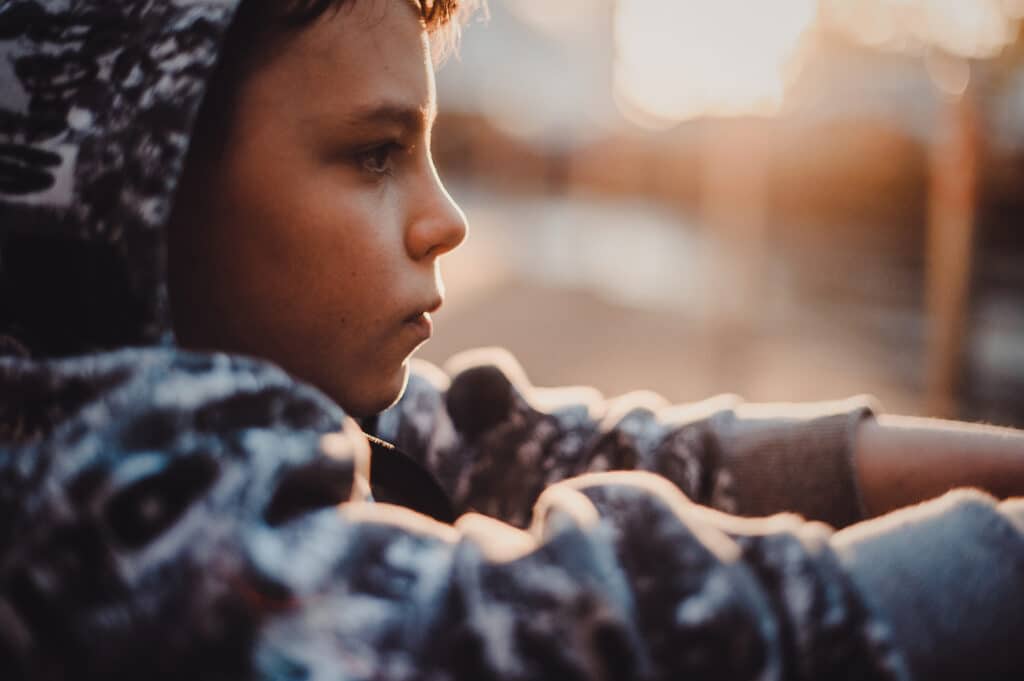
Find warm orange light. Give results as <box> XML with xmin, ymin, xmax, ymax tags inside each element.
<box><xmin>822</xmin><ymin>0</ymin><xmax>1023</xmax><ymax>59</ymax></box>
<box><xmin>613</xmin><ymin>0</ymin><xmax>817</xmax><ymax>126</ymax></box>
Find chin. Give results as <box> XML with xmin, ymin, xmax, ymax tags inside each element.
<box><xmin>335</xmin><ymin>362</ymin><xmax>410</xmax><ymax>418</ymax></box>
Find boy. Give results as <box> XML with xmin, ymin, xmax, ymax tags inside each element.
<box><xmin>1</xmin><ymin>1</ymin><xmax>1022</xmax><ymax>679</ymax></box>
<box><xmin>167</xmin><ymin>0</ymin><xmax>1024</xmax><ymax>525</ymax></box>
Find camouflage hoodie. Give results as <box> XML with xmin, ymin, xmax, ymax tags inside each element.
<box><xmin>1</xmin><ymin>2</ymin><xmax>1023</xmax><ymax>680</ymax></box>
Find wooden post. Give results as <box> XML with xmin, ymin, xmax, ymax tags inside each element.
<box><xmin>924</xmin><ymin>84</ymin><xmax>980</xmax><ymax>418</ymax></box>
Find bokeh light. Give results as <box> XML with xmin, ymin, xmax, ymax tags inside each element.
<box><xmin>613</xmin><ymin>0</ymin><xmax>817</xmax><ymax>125</ymax></box>
<box><xmin>823</xmin><ymin>0</ymin><xmax>1024</xmax><ymax>58</ymax></box>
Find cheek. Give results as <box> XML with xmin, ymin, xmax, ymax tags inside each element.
<box><xmin>309</xmin><ymin>186</ymin><xmax>409</xmax><ymax>302</ymax></box>
<box><xmin>201</xmin><ymin>143</ymin><xmax>415</xmax><ymax>392</ymax></box>
<box><xmin>220</xmin><ymin>162</ymin><xmax>366</xmax><ymax>293</ymax></box>
<box><xmin>238</xmin><ymin>186</ymin><xmax>403</xmax><ymax>338</ymax></box>
<box><xmin>302</xmin><ymin>196</ymin><xmax>405</xmax><ymax>324</ymax></box>
<box><xmin>219</xmin><ymin>126</ymin><xmax>407</xmax><ymax>282</ymax></box>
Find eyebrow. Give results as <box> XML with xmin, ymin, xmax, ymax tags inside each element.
<box><xmin>337</xmin><ymin>102</ymin><xmax>435</xmax><ymax>133</ymax></box>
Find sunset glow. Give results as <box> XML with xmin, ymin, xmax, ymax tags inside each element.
<box><xmin>613</xmin><ymin>0</ymin><xmax>817</xmax><ymax>125</ymax></box>
<box><xmin>822</xmin><ymin>0</ymin><xmax>1024</xmax><ymax>58</ymax></box>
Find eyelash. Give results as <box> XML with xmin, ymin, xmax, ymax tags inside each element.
<box><xmin>356</xmin><ymin>142</ymin><xmax>405</xmax><ymax>178</ymax></box>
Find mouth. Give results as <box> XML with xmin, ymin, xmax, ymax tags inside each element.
<box><xmin>404</xmin><ymin>297</ymin><xmax>442</xmax><ymax>322</ymax></box>
<box><xmin>402</xmin><ymin>298</ymin><xmax>442</xmax><ymax>340</ymax></box>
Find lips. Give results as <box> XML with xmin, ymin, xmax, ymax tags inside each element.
<box><xmin>402</xmin><ymin>297</ymin><xmax>442</xmax><ymax>341</ymax></box>
<box><xmin>403</xmin><ymin>312</ymin><xmax>433</xmax><ymax>343</ymax></box>
<box><xmin>403</xmin><ymin>297</ymin><xmax>443</xmax><ymax>325</ymax></box>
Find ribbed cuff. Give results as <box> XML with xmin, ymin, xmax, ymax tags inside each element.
<box><xmin>712</xmin><ymin>396</ymin><xmax>878</xmax><ymax>528</ymax></box>
<box><xmin>833</xmin><ymin>490</ymin><xmax>1024</xmax><ymax>681</ymax></box>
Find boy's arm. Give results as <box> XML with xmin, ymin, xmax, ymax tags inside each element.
<box><xmin>383</xmin><ymin>350</ymin><xmax>1024</xmax><ymax>528</ymax></box>
<box><xmin>855</xmin><ymin>414</ymin><xmax>1024</xmax><ymax>516</ymax></box>
<box><xmin>379</xmin><ymin>350</ymin><xmax>877</xmax><ymax>527</ymax></box>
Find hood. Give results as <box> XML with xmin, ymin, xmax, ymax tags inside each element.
<box><xmin>0</xmin><ymin>0</ymin><xmax>240</xmax><ymax>357</ymax></box>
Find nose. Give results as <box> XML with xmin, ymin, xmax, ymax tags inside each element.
<box><xmin>404</xmin><ymin>160</ymin><xmax>468</xmax><ymax>262</ymax></box>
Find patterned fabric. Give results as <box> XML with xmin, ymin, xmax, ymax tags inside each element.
<box><xmin>0</xmin><ymin>350</ymin><xmax>908</xmax><ymax>681</ymax></box>
<box><xmin>0</xmin><ymin>0</ymin><xmax>236</xmax><ymax>354</ymax></box>
<box><xmin>377</xmin><ymin>351</ymin><xmax>874</xmax><ymax>529</ymax></box>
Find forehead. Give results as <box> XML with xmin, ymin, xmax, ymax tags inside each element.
<box><xmin>246</xmin><ymin>0</ymin><xmax>435</xmax><ymax>120</ymax></box>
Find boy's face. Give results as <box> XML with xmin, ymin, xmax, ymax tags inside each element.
<box><xmin>169</xmin><ymin>0</ymin><xmax>467</xmax><ymax>416</ymax></box>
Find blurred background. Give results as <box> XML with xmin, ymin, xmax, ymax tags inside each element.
<box><xmin>419</xmin><ymin>0</ymin><xmax>1024</xmax><ymax>425</ymax></box>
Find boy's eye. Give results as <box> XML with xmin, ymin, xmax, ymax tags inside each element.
<box><xmin>357</xmin><ymin>143</ymin><xmax>402</xmax><ymax>176</ymax></box>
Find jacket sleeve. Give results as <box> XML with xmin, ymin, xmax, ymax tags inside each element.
<box><xmin>375</xmin><ymin>348</ymin><xmax>878</xmax><ymax>529</ymax></box>
<box><xmin>262</xmin><ymin>474</ymin><xmax>1024</xmax><ymax>681</ymax></box>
